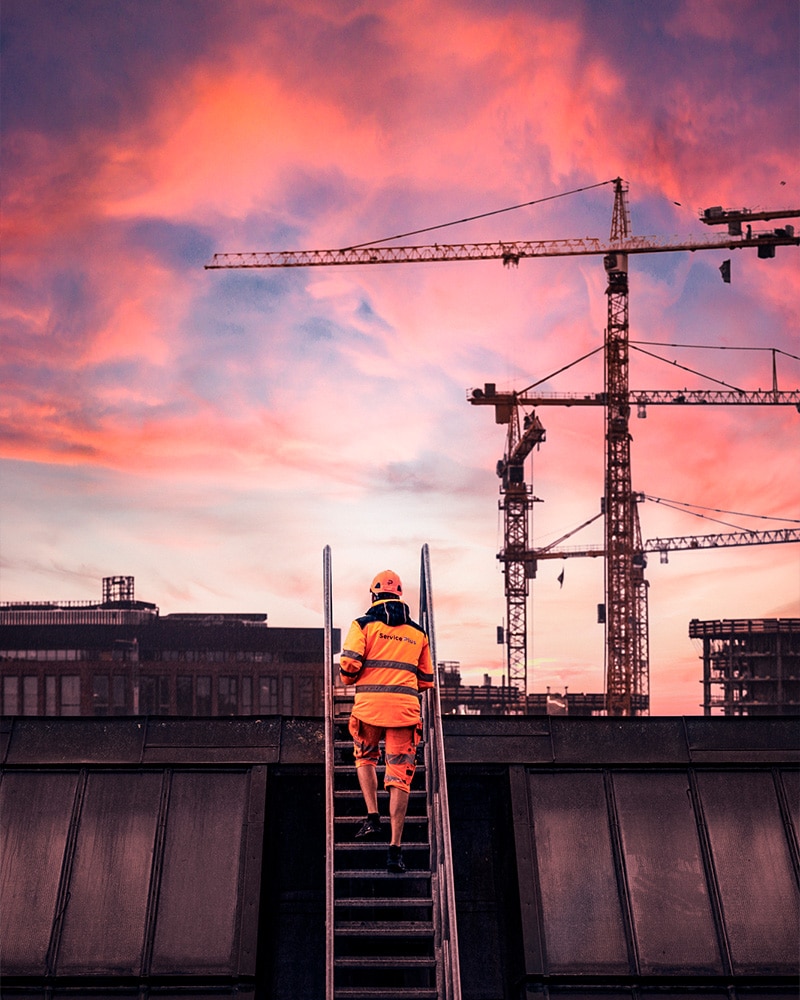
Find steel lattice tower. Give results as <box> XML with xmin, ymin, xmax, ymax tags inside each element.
<box><xmin>604</xmin><ymin>179</ymin><xmax>649</xmax><ymax>715</ymax></box>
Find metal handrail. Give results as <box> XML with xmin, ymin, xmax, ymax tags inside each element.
<box><xmin>323</xmin><ymin>545</ymin><xmax>335</xmax><ymax>1000</ymax></box>
<box><xmin>420</xmin><ymin>543</ymin><xmax>462</xmax><ymax>1000</ymax></box>
<box><xmin>324</xmin><ymin>543</ymin><xmax>461</xmax><ymax>999</ymax></box>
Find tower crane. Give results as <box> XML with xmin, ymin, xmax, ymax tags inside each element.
<box><xmin>493</xmin><ymin>403</ymin><xmax>546</xmax><ymax>695</ymax></box>
<box><xmin>469</xmin><ymin>381</ymin><xmax>800</xmax><ymax>709</ymax></box>
<box><xmin>207</xmin><ymin>179</ymin><xmax>799</xmax><ymax>715</ymax></box>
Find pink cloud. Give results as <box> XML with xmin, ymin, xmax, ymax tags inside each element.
<box><xmin>2</xmin><ymin>0</ymin><xmax>797</xmax><ymax>714</ymax></box>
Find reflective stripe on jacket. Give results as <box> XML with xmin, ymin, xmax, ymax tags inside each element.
<box><xmin>340</xmin><ymin>599</ymin><xmax>434</xmax><ymax>727</ymax></box>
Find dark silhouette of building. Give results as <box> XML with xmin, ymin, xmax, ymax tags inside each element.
<box><xmin>0</xmin><ymin>576</ymin><xmax>339</xmax><ymax>718</ymax></box>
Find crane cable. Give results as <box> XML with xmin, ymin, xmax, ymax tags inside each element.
<box><xmin>345</xmin><ymin>179</ymin><xmax>616</xmax><ymax>250</ymax></box>
<box><xmin>629</xmin><ymin>345</ymin><xmax>744</xmax><ymax>391</ymax></box>
<box><xmin>644</xmin><ymin>495</ymin><xmax>800</xmax><ymax>533</ymax></box>
<box><xmin>631</xmin><ymin>342</ymin><xmax>800</xmax><ymax>364</ymax></box>
<box><xmin>534</xmin><ymin>497</ymin><xmax>799</xmax><ymax>549</ymax></box>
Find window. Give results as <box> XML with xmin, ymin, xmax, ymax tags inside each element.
<box><xmin>112</xmin><ymin>676</ymin><xmax>127</xmax><ymax>715</ymax></box>
<box><xmin>45</xmin><ymin>676</ymin><xmax>57</xmax><ymax>716</ymax></box>
<box><xmin>241</xmin><ymin>676</ymin><xmax>253</xmax><ymax>715</ymax></box>
<box><xmin>218</xmin><ymin>676</ymin><xmax>238</xmax><ymax>715</ymax></box>
<box><xmin>139</xmin><ymin>676</ymin><xmax>170</xmax><ymax>715</ymax></box>
<box><xmin>612</xmin><ymin>771</ymin><xmax>721</xmax><ymax>973</ymax></box>
<box><xmin>298</xmin><ymin>676</ymin><xmax>314</xmax><ymax>716</ymax></box>
<box><xmin>196</xmin><ymin>676</ymin><xmax>212</xmax><ymax>715</ymax></box>
<box><xmin>3</xmin><ymin>676</ymin><xmax>19</xmax><ymax>715</ymax></box>
<box><xmin>61</xmin><ymin>676</ymin><xmax>81</xmax><ymax>716</ymax></box>
<box><xmin>281</xmin><ymin>676</ymin><xmax>293</xmax><ymax>715</ymax></box>
<box><xmin>260</xmin><ymin>676</ymin><xmax>278</xmax><ymax>714</ymax></box>
<box><xmin>93</xmin><ymin>675</ymin><xmax>110</xmax><ymax>715</ymax></box>
<box><xmin>176</xmin><ymin>675</ymin><xmax>194</xmax><ymax>715</ymax></box>
<box><xmin>23</xmin><ymin>675</ymin><xmax>39</xmax><ymax>715</ymax></box>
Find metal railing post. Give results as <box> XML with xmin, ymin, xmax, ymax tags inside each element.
<box><xmin>323</xmin><ymin>545</ymin><xmax>335</xmax><ymax>1000</ymax></box>
<box><xmin>420</xmin><ymin>543</ymin><xmax>462</xmax><ymax>1000</ymax></box>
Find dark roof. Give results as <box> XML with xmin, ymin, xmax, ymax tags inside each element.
<box><xmin>1</xmin><ymin>716</ymin><xmax>797</xmax><ymax>997</ymax></box>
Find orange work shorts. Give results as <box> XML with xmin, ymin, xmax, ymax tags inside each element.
<box><xmin>348</xmin><ymin>716</ymin><xmax>421</xmax><ymax>793</ymax></box>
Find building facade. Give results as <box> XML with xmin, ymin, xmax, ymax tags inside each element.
<box><xmin>0</xmin><ymin>577</ymin><xmax>338</xmax><ymax>718</ymax></box>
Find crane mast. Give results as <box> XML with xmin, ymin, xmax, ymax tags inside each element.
<box><xmin>603</xmin><ymin>178</ymin><xmax>645</xmax><ymax>715</ymax></box>
<box><xmin>494</xmin><ymin>401</ymin><xmax>546</xmax><ymax>695</ymax></box>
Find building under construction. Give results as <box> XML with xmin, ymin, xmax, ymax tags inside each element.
<box><xmin>692</xmin><ymin>617</ymin><xmax>800</xmax><ymax>716</ymax></box>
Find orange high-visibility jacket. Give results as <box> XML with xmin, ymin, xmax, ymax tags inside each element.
<box><xmin>340</xmin><ymin>598</ymin><xmax>434</xmax><ymax>727</ymax></box>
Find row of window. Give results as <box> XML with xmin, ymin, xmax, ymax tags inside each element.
<box><xmin>2</xmin><ymin>649</ymin><xmax>86</xmax><ymax>661</ymax></box>
<box><xmin>0</xmin><ymin>672</ymin><xmax>321</xmax><ymax>717</ymax></box>
<box><xmin>2</xmin><ymin>675</ymin><xmax>81</xmax><ymax>716</ymax></box>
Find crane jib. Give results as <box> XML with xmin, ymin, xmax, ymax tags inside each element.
<box><xmin>206</xmin><ymin>231</ymin><xmax>800</xmax><ymax>269</ymax></box>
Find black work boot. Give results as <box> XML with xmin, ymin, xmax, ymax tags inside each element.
<box><xmin>387</xmin><ymin>844</ymin><xmax>406</xmax><ymax>873</ymax></box>
<box><xmin>355</xmin><ymin>813</ymin><xmax>382</xmax><ymax>839</ymax></box>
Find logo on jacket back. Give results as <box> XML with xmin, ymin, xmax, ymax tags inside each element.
<box><xmin>378</xmin><ymin>631</ymin><xmax>418</xmax><ymax>646</ymax></box>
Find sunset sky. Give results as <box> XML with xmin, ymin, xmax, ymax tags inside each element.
<box><xmin>2</xmin><ymin>0</ymin><xmax>798</xmax><ymax>714</ymax></box>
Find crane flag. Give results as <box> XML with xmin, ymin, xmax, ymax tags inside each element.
<box><xmin>557</xmin><ymin>567</ymin><xmax>565</xmax><ymax>588</ymax></box>
<box><xmin>719</xmin><ymin>259</ymin><xmax>731</xmax><ymax>283</ymax></box>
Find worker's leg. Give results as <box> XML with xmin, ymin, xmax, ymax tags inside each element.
<box><xmin>389</xmin><ymin>785</ymin><xmax>409</xmax><ymax>846</ymax></box>
<box><xmin>384</xmin><ymin>725</ymin><xmax>418</xmax><ymax>846</ymax></box>
<box><xmin>357</xmin><ymin>761</ymin><xmax>379</xmax><ymax>814</ymax></box>
<box><xmin>349</xmin><ymin>716</ymin><xmax>384</xmax><ymax>833</ymax></box>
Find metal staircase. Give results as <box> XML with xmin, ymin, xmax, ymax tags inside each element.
<box><xmin>323</xmin><ymin>545</ymin><xmax>461</xmax><ymax>1000</ymax></box>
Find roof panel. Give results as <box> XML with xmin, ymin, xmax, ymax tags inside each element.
<box><xmin>143</xmin><ymin>718</ymin><xmax>281</xmax><ymax>750</ymax></box>
<box><xmin>0</xmin><ymin>771</ymin><xmax>78</xmax><ymax>973</ymax></box>
<box><xmin>5</xmin><ymin>719</ymin><xmax>145</xmax><ymax>765</ymax></box>
<box><xmin>685</xmin><ymin>718</ymin><xmax>800</xmax><ymax>761</ymax></box>
<box><xmin>549</xmin><ymin>718</ymin><xmax>690</xmax><ymax>764</ymax></box>
<box><xmin>57</xmin><ymin>771</ymin><xmax>163</xmax><ymax>975</ymax></box>
<box><xmin>696</xmin><ymin>770</ymin><xmax>800</xmax><ymax>974</ymax></box>
<box><xmin>151</xmin><ymin>770</ymin><xmax>248</xmax><ymax>974</ymax></box>
<box><xmin>780</xmin><ymin>767</ymin><xmax>799</xmax><ymax>840</ymax></box>
<box><xmin>526</xmin><ymin>771</ymin><xmax>629</xmax><ymax>973</ymax></box>
<box><xmin>613</xmin><ymin>771</ymin><xmax>721</xmax><ymax>974</ymax></box>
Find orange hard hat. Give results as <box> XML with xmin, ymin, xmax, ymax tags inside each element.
<box><xmin>370</xmin><ymin>570</ymin><xmax>403</xmax><ymax>598</ymax></box>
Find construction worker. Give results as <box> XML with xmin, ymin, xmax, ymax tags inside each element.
<box><xmin>339</xmin><ymin>569</ymin><xmax>434</xmax><ymax>873</ymax></box>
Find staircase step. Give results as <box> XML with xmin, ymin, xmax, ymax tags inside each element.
<box><xmin>335</xmin><ymin>920</ymin><xmax>433</xmax><ymax>936</ymax></box>
<box><xmin>334</xmin><ymin>841</ymin><xmax>429</xmax><ymax>851</ymax></box>
<box><xmin>335</xmin><ymin>896</ymin><xmax>433</xmax><ymax>908</ymax></box>
<box><xmin>335</xmin><ymin>820</ymin><xmax>428</xmax><ymax>833</ymax></box>
<box><xmin>334</xmin><ymin>989</ymin><xmax>437</xmax><ymax>999</ymax></box>
<box><xmin>334</xmin><ymin>789</ymin><xmax>426</xmax><ymax>799</ymax></box>
<box><xmin>335</xmin><ymin>818</ymin><xmax>427</xmax><ymax>824</ymax></box>
<box><xmin>335</xmin><ymin>869</ymin><xmax>431</xmax><ymax>880</ymax></box>
<box><xmin>334</xmin><ymin>955</ymin><xmax>436</xmax><ymax>969</ymax></box>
